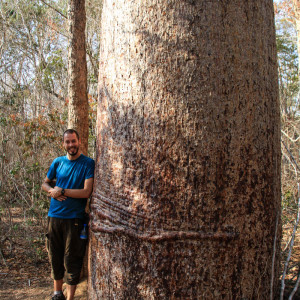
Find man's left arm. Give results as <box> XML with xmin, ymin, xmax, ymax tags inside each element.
<box><xmin>48</xmin><ymin>177</ymin><xmax>94</xmax><ymax>199</ymax></box>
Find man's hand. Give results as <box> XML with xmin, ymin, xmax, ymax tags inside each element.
<box><xmin>48</xmin><ymin>186</ymin><xmax>67</xmax><ymax>201</ymax></box>
<box><xmin>42</xmin><ymin>176</ymin><xmax>93</xmax><ymax>200</ymax></box>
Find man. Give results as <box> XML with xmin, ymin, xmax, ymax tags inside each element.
<box><xmin>42</xmin><ymin>129</ymin><xmax>95</xmax><ymax>300</ymax></box>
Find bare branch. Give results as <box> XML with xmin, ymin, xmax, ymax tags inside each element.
<box><xmin>39</xmin><ymin>0</ymin><xmax>67</xmax><ymax>19</ymax></box>
<box><xmin>289</xmin><ymin>271</ymin><xmax>300</xmax><ymax>300</ymax></box>
<box><xmin>282</xmin><ymin>130</ymin><xmax>300</xmax><ymax>143</ymax></box>
<box><xmin>271</xmin><ymin>213</ymin><xmax>280</xmax><ymax>300</ymax></box>
<box><xmin>282</xmin><ymin>140</ymin><xmax>300</xmax><ymax>171</ymax></box>
<box><xmin>281</xmin><ymin>183</ymin><xmax>300</xmax><ymax>300</ymax></box>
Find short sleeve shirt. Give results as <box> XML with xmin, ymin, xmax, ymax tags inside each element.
<box><xmin>47</xmin><ymin>154</ymin><xmax>95</xmax><ymax>219</ymax></box>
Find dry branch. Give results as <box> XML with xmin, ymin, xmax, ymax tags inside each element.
<box><xmin>281</xmin><ymin>183</ymin><xmax>300</xmax><ymax>300</ymax></box>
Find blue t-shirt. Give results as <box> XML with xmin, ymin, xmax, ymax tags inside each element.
<box><xmin>47</xmin><ymin>154</ymin><xmax>95</xmax><ymax>219</ymax></box>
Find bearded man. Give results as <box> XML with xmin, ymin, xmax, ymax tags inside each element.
<box><xmin>42</xmin><ymin>129</ymin><xmax>95</xmax><ymax>300</ymax></box>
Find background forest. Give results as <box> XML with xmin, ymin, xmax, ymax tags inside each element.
<box><xmin>0</xmin><ymin>0</ymin><xmax>299</xmax><ymax>299</ymax></box>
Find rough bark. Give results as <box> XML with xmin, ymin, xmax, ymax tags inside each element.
<box><xmin>89</xmin><ymin>1</ymin><xmax>281</xmax><ymax>299</ymax></box>
<box><xmin>67</xmin><ymin>0</ymin><xmax>89</xmax><ymax>278</ymax></box>
<box><xmin>67</xmin><ymin>0</ymin><xmax>88</xmax><ymax>155</ymax></box>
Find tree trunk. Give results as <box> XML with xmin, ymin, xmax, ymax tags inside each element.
<box><xmin>67</xmin><ymin>0</ymin><xmax>89</xmax><ymax>278</ymax></box>
<box><xmin>67</xmin><ymin>0</ymin><xmax>88</xmax><ymax>155</ymax></box>
<box><xmin>89</xmin><ymin>1</ymin><xmax>281</xmax><ymax>299</ymax></box>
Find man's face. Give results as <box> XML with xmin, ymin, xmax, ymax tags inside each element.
<box><xmin>63</xmin><ymin>132</ymin><xmax>80</xmax><ymax>156</ymax></box>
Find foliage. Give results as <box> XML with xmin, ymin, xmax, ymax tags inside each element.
<box><xmin>275</xmin><ymin>0</ymin><xmax>299</xmax><ymax>116</ymax></box>
<box><xmin>277</xmin><ymin>32</ymin><xmax>299</xmax><ymax>115</ymax></box>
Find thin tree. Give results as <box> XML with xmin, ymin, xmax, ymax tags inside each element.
<box><xmin>67</xmin><ymin>0</ymin><xmax>88</xmax><ymax>155</ymax></box>
<box><xmin>67</xmin><ymin>0</ymin><xmax>89</xmax><ymax>280</ymax></box>
<box><xmin>89</xmin><ymin>1</ymin><xmax>281</xmax><ymax>299</ymax></box>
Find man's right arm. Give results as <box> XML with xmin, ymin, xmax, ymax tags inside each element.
<box><xmin>42</xmin><ymin>176</ymin><xmax>66</xmax><ymax>201</ymax></box>
<box><xmin>42</xmin><ymin>176</ymin><xmax>54</xmax><ymax>193</ymax></box>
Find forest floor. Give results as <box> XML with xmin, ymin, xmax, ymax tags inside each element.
<box><xmin>0</xmin><ymin>207</ymin><xmax>299</xmax><ymax>299</ymax></box>
<box><xmin>0</xmin><ymin>207</ymin><xmax>87</xmax><ymax>300</ymax></box>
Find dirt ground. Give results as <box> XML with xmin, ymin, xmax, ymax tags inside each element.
<box><xmin>0</xmin><ymin>277</ymin><xmax>87</xmax><ymax>300</ymax></box>
<box><xmin>0</xmin><ymin>207</ymin><xmax>86</xmax><ymax>300</ymax></box>
<box><xmin>0</xmin><ymin>207</ymin><xmax>299</xmax><ymax>299</ymax></box>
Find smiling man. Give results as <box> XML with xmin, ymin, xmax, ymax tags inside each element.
<box><xmin>42</xmin><ymin>129</ymin><xmax>95</xmax><ymax>300</ymax></box>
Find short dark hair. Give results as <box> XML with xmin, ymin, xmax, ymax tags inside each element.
<box><xmin>63</xmin><ymin>129</ymin><xmax>79</xmax><ymax>141</ymax></box>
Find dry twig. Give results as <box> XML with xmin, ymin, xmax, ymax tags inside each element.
<box><xmin>280</xmin><ymin>183</ymin><xmax>300</xmax><ymax>300</ymax></box>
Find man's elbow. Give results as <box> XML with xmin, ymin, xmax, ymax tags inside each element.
<box><xmin>41</xmin><ymin>183</ymin><xmax>51</xmax><ymax>194</ymax></box>
<box><xmin>84</xmin><ymin>189</ymin><xmax>93</xmax><ymax>199</ymax></box>
<box><xmin>41</xmin><ymin>183</ymin><xmax>46</xmax><ymax>192</ymax></box>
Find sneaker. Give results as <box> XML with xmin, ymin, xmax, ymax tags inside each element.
<box><xmin>51</xmin><ymin>293</ymin><xmax>66</xmax><ymax>300</ymax></box>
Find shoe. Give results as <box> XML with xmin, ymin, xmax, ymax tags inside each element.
<box><xmin>51</xmin><ymin>293</ymin><xmax>66</xmax><ymax>300</ymax></box>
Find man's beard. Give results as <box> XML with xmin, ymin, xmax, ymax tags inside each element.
<box><xmin>66</xmin><ymin>146</ymin><xmax>79</xmax><ymax>156</ymax></box>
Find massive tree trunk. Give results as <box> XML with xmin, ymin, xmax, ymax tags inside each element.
<box><xmin>89</xmin><ymin>1</ymin><xmax>281</xmax><ymax>299</ymax></box>
<box><xmin>67</xmin><ymin>0</ymin><xmax>88</xmax><ymax>155</ymax></box>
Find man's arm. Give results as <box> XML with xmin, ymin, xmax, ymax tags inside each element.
<box><xmin>41</xmin><ymin>176</ymin><xmax>55</xmax><ymax>192</ymax></box>
<box><xmin>49</xmin><ymin>177</ymin><xmax>94</xmax><ymax>199</ymax></box>
<box><xmin>42</xmin><ymin>176</ymin><xmax>67</xmax><ymax>201</ymax></box>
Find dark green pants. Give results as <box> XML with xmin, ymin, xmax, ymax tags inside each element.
<box><xmin>46</xmin><ymin>217</ymin><xmax>87</xmax><ymax>285</ymax></box>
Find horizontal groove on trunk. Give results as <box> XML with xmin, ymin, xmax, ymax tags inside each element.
<box><xmin>92</xmin><ymin>194</ymin><xmax>152</xmax><ymax>222</ymax></box>
<box><xmin>91</xmin><ymin>198</ymin><xmax>179</xmax><ymax>232</ymax></box>
<box><xmin>91</xmin><ymin>223</ymin><xmax>239</xmax><ymax>242</ymax></box>
<box><xmin>90</xmin><ymin>202</ymin><xmax>239</xmax><ymax>242</ymax></box>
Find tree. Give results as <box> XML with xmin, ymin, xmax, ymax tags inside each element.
<box><xmin>67</xmin><ymin>0</ymin><xmax>88</xmax><ymax>155</ymax></box>
<box><xmin>89</xmin><ymin>1</ymin><xmax>281</xmax><ymax>298</ymax></box>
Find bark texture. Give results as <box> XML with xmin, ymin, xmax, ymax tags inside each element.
<box><xmin>67</xmin><ymin>0</ymin><xmax>89</xmax><ymax>277</ymax></box>
<box><xmin>67</xmin><ymin>0</ymin><xmax>88</xmax><ymax>155</ymax></box>
<box><xmin>89</xmin><ymin>1</ymin><xmax>281</xmax><ymax>299</ymax></box>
